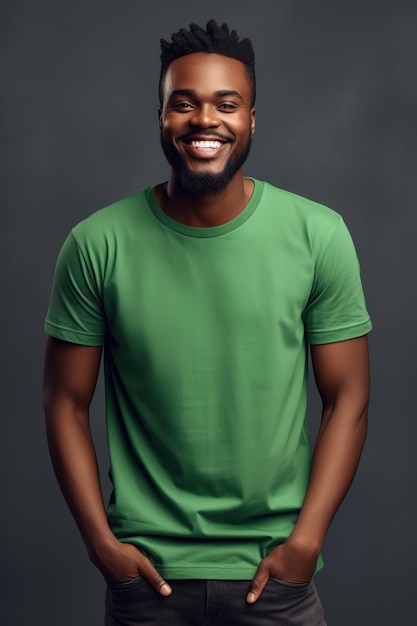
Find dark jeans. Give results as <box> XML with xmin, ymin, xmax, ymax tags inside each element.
<box><xmin>105</xmin><ymin>577</ymin><xmax>327</xmax><ymax>625</ymax></box>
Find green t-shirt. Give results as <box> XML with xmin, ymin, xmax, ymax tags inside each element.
<box><xmin>45</xmin><ymin>179</ymin><xmax>372</xmax><ymax>579</ymax></box>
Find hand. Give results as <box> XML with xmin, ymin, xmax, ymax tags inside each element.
<box><xmin>246</xmin><ymin>540</ymin><xmax>318</xmax><ymax>603</ymax></box>
<box><xmin>90</xmin><ymin>538</ymin><xmax>172</xmax><ymax>596</ymax></box>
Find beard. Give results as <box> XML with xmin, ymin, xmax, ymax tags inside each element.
<box><xmin>159</xmin><ymin>130</ymin><xmax>252</xmax><ymax>196</ymax></box>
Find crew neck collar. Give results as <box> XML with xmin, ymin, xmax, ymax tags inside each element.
<box><xmin>145</xmin><ymin>179</ymin><xmax>263</xmax><ymax>238</ymax></box>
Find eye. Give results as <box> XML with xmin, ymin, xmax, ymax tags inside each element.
<box><xmin>218</xmin><ymin>102</ymin><xmax>238</xmax><ymax>111</ymax></box>
<box><xmin>172</xmin><ymin>101</ymin><xmax>194</xmax><ymax>111</ymax></box>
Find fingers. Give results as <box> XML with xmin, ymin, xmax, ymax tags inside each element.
<box><xmin>98</xmin><ymin>542</ymin><xmax>172</xmax><ymax>596</ymax></box>
<box><xmin>246</xmin><ymin>563</ymin><xmax>269</xmax><ymax>604</ymax></box>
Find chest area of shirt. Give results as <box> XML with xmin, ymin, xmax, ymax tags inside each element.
<box><xmin>101</xmin><ymin>234</ymin><xmax>314</xmax><ymax>350</ymax></box>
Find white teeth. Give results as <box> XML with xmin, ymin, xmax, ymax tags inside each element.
<box><xmin>190</xmin><ymin>140</ymin><xmax>222</xmax><ymax>149</ymax></box>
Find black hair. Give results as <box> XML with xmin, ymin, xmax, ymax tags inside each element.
<box><xmin>159</xmin><ymin>19</ymin><xmax>256</xmax><ymax>107</ymax></box>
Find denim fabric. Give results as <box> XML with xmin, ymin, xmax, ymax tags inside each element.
<box><xmin>105</xmin><ymin>577</ymin><xmax>327</xmax><ymax>625</ymax></box>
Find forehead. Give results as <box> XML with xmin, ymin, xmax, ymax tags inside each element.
<box><xmin>162</xmin><ymin>53</ymin><xmax>251</xmax><ymax>101</ymax></box>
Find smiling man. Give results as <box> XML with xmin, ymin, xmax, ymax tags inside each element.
<box><xmin>159</xmin><ymin>51</ymin><xmax>254</xmax><ymax>203</ymax></box>
<box><xmin>43</xmin><ymin>20</ymin><xmax>371</xmax><ymax>626</ymax></box>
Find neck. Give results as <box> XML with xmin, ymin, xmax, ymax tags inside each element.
<box><xmin>154</xmin><ymin>171</ymin><xmax>254</xmax><ymax>227</ymax></box>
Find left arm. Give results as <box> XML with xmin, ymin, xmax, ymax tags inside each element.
<box><xmin>247</xmin><ymin>334</ymin><xmax>370</xmax><ymax>603</ymax></box>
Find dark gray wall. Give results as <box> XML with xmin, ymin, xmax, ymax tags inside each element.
<box><xmin>1</xmin><ymin>1</ymin><xmax>416</xmax><ymax>624</ymax></box>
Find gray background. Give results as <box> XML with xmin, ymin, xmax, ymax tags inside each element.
<box><xmin>1</xmin><ymin>1</ymin><xmax>416</xmax><ymax>624</ymax></box>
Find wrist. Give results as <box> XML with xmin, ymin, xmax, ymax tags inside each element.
<box><xmin>284</xmin><ymin>534</ymin><xmax>322</xmax><ymax>560</ymax></box>
<box><xmin>86</xmin><ymin>532</ymin><xmax>120</xmax><ymax>564</ymax></box>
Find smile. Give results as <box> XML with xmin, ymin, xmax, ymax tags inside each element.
<box><xmin>181</xmin><ymin>137</ymin><xmax>229</xmax><ymax>160</ymax></box>
<box><xmin>189</xmin><ymin>140</ymin><xmax>223</xmax><ymax>149</ymax></box>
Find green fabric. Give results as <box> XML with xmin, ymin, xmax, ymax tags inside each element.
<box><xmin>45</xmin><ymin>179</ymin><xmax>372</xmax><ymax>579</ymax></box>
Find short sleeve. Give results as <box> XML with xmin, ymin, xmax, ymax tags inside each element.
<box><xmin>304</xmin><ymin>218</ymin><xmax>372</xmax><ymax>344</ymax></box>
<box><xmin>44</xmin><ymin>232</ymin><xmax>105</xmax><ymax>345</ymax></box>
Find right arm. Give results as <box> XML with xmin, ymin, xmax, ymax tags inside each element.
<box><xmin>42</xmin><ymin>336</ymin><xmax>172</xmax><ymax>595</ymax></box>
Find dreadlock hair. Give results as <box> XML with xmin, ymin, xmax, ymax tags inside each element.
<box><xmin>159</xmin><ymin>19</ymin><xmax>256</xmax><ymax>107</ymax></box>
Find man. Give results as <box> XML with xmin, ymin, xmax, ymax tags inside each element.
<box><xmin>43</xmin><ymin>20</ymin><xmax>371</xmax><ymax>625</ymax></box>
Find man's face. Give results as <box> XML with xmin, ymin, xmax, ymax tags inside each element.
<box><xmin>159</xmin><ymin>53</ymin><xmax>256</xmax><ymax>195</ymax></box>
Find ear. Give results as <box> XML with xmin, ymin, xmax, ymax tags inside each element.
<box><xmin>250</xmin><ymin>108</ymin><xmax>256</xmax><ymax>136</ymax></box>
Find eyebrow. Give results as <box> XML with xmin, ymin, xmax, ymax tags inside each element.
<box><xmin>168</xmin><ymin>89</ymin><xmax>244</xmax><ymax>102</ymax></box>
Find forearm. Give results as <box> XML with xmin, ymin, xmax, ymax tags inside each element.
<box><xmin>289</xmin><ymin>400</ymin><xmax>368</xmax><ymax>555</ymax></box>
<box><xmin>42</xmin><ymin>339</ymin><xmax>171</xmax><ymax>593</ymax></box>
<box><xmin>45</xmin><ymin>403</ymin><xmax>116</xmax><ymax>558</ymax></box>
<box><xmin>247</xmin><ymin>393</ymin><xmax>369</xmax><ymax>603</ymax></box>
<box><xmin>45</xmin><ymin>403</ymin><xmax>172</xmax><ymax>593</ymax></box>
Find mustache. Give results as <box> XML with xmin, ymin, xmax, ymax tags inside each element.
<box><xmin>178</xmin><ymin>130</ymin><xmax>233</xmax><ymax>143</ymax></box>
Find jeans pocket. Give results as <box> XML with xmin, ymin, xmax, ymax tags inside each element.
<box><xmin>107</xmin><ymin>575</ymin><xmax>143</xmax><ymax>591</ymax></box>
<box><xmin>265</xmin><ymin>578</ymin><xmax>326</xmax><ymax>625</ymax></box>
<box><xmin>269</xmin><ymin>577</ymin><xmax>311</xmax><ymax>591</ymax></box>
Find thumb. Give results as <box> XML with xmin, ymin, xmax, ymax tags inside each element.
<box><xmin>246</xmin><ymin>561</ymin><xmax>270</xmax><ymax>604</ymax></box>
<box><xmin>140</xmin><ymin>560</ymin><xmax>172</xmax><ymax>596</ymax></box>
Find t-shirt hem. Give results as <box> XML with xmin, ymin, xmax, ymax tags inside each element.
<box><xmin>155</xmin><ymin>565</ymin><xmax>258</xmax><ymax>580</ymax></box>
<box><xmin>307</xmin><ymin>318</ymin><xmax>372</xmax><ymax>345</ymax></box>
<box><xmin>155</xmin><ymin>560</ymin><xmax>324</xmax><ymax>580</ymax></box>
<box><xmin>44</xmin><ymin>320</ymin><xmax>104</xmax><ymax>346</ymax></box>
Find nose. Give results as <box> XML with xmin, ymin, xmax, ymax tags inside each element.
<box><xmin>189</xmin><ymin>104</ymin><xmax>220</xmax><ymax>128</ymax></box>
